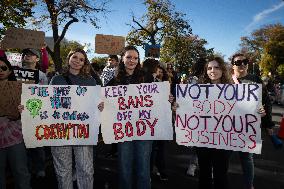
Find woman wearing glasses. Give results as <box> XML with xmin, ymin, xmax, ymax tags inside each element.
<box><xmin>231</xmin><ymin>53</ymin><xmax>274</xmax><ymax>189</ymax></box>
<box><xmin>0</xmin><ymin>51</ymin><xmax>31</xmax><ymax>189</ymax></box>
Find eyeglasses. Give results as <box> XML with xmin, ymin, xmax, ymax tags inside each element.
<box><xmin>0</xmin><ymin>65</ymin><xmax>8</xmax><ymax>71</ymax></box>
<box><xmin>233</xmin><ymin>59</ymin><xmax>249</xmax><ymax>66</ymax></box>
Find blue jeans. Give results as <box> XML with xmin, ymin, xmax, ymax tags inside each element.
<box><xmin>118</xmin><ymin>140</ymin><xmax>152</xmax><ymax>189</ymax></box>
<box><xmin>0</xmin><ymin>142</ymin><xmax>31</xmax><ymax>189</ymax></box>
<box><xmin>239</xmin><ymin>152</ymin><xmax>254</xmax><ymax>188</ymax></box>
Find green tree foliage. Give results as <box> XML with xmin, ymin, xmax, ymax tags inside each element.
<box><xmin>127</xmin><ymin>0</ymin><xmax>192</xmax><ymax>46</ymax></box>
<box><xmin>91</xmin><ymin>56</ymin><xmax>107</xmax><ymax>68</ymax></box>
<box><xmin>160</xmin><ymin>35</ymin><xmax>214</xmax><ymax>73</ymax></box>
<box><xmin>126</xmin><ymin>0</ymin><xmax>213</xmax><ymax>74</ymax></box>
<box><xmin>30</xmin><ymin>0</ymin><xmax>109</xmax><ymax>72</ymax></box>
<box><xmin>0</xmin><ymin>0</ymin><xmax>35</xmax><ymax>39</ymax></box>
<box><xmin>240</xmin><ymin>24</ymin><xmax>284</xmax><ymax>79</ymax></box>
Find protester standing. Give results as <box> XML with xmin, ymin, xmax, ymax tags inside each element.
<box><xmin>186</xmin><ymin>58</ymin><xmax>207</xmax><ymax>177</ymax></box>
<box><xmin>21</xmin><ymin>48</ymin><xmax>48</xmax><ymax>178</ymax></box>
<box><xmin>195</xmin><ymin>56</ymin><xmax>234</xmax><ymax>189</ymax></box>
<box><xmin>107</xmin><ymin>46</ymin><xmax>173</xmax><ymax>189</ymax></box>
<box><xmin>0</xmin><ymin>51</ymin><xmax>31</xmax><ymax>189</ymax></box>
<box><xmin>231</xmin><ymin>53</ymin><xmax>274</xmax><ymax>189</ymax></box>
<box><xmin>49</xmin><ymin>48</ymin><xmax>104</xmax><ymax>189</ymax></box>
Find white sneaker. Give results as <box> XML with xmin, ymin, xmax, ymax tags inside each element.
<box><xmin>186</xmin><ymin>164</ymin><xmax>197</xmax><ymax>176</ymax></box>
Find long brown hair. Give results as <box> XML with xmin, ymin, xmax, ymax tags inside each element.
<box><xmin>62</xmin><ymin>48</ymin><xmax>91</xmax><ymax>77</ymax></box>
<box><xmin>199</xmin><ymin>56</ymin><xmax>233</xmax><ymax>84</ymax></box>
<box><xmin>115</xmin><ymin>46</ymin><xmax>144</xmax><ymax>84</ymax></box>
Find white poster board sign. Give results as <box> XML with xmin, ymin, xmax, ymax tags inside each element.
<box><xmin>101</xmin><ymin>82</ymin><xmax>173</xmax><ymax>144</ymax></box>
<box><xmin>6</xmin><ymin>52</ymin><xmax>22</xmax><ymax>67</ymax></box>
<box><xmin>175</xmin><ymin>84</ymin><xmax>262</xmax><ymax>154</ymax></box>
<box><xmin>21</xmin><ymin>84</ymin><xmax>101</xmax><ymax>148</ymax></box>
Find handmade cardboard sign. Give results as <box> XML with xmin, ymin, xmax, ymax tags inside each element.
<box><xmin>175</xmin><ymin>84</ymin><xmax>262</xmax><ymax>154</ymax></box>
<box><xmin>101</xmin><ymin>82</ymin><xmax>173</xmax><ymax>144</ymax></box>
<box><xmin>21</xmin><ymin>84</ymin><xmax>102</xmax><ymax>148</ymax></box>
<box><xmin>0</xmin><ymin>28</ymin><xmax>45</xmax><ymax>50</ymax></box>
<box><xmin>0</xmin><ymin>81</ymin><xmax>22</xmax><ymax>119</ymax></box>
<box><xmin>6</xmin><ymin>52</ymin><xmax>22</xmax><ymax>67</ymax></box>
<box><xmin>95</xmin><ymin>34</ymin><xmax>125</xmax><ymax>55</ymax></box>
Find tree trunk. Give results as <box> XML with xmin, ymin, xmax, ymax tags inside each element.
<box><xmin>53</xmin><ymin>43</ymin><xmax>62</xmax><ymax>72</ymax></box>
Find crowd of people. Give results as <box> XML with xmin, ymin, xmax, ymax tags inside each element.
<box><xmin>0</xmin><ymin>44</ymin><xmax>277</xmax><ymax>189</ymax></box>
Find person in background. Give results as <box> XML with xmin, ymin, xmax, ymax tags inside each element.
<box><xmin>100</xmin><ymin>55</ymin><xmax>119</xmax><ymax>158</ymax></box>
<box><xmin>149</xmin><ymin>63</ymin><xmax>169</xmax><ymax>181</ymax></box>
<box><xmin>41</xmin><ymin>45</ymin><xmax>49</xmax><ymax>73</ymax></box>
<box><xmin>100</xmin><ymin>54</ymin><xmax>119</xmax><ymax>86</ymax></box>
<box><xmin>22</xmin><ymin>48</ymin><xmax>48</xmax><ymax>178</ymax></box>
<box><xmin>49</xmin><ymin>48</ymin><xmax>104</xmax><ymax>189</ymax></box>
<box><xmin>0</xmin><ymin>50</ymin><xmax>31</xmax><ymax>189</ymax></box>
<box><xmin>22</xmin><ymin>48</ymin><xmax>48</xmax><ymax>85</ymax></box>
<box><xmin>231</xmin><ymin>53</ymin><xmax>274</xmax><ymax>189</ymax></box>
<box><xmin>186</xmin><ymin>57</ymin><xmax>207</xmax><ymax>177</ymax></box>
<box><xmin>166</xmin><ymin>63</ymin><xmax>179</xmax><ymax>96</ymax></box>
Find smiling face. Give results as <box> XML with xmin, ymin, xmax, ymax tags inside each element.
<box><xmin>0</xmin><ymin>60</ymin><xmax>12</xmax><ymax>81</ymax></box>
<box><xmin>123</xmin><ymin>50</ymin><xmax>139</xmax><ymax>75</ymax></box>
<box><xmin>68</xmin><ymin>52</ymin><xmax>86</xmax><ymax>72</ymax></box>
<box><xmin>207</xmin><ymin>60</ymin><xmax>223</xmax><ymax>84</ymax></box>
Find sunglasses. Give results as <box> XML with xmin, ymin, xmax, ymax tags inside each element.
<box><xmin>0</xmin><ymin>65</ymin><xmax>8</xmax><ymax>71</ymax></box>
<box><xmin>233</xmin><ymin>59</ymin><xmax>249</xmax><ymax>66</ymax></box>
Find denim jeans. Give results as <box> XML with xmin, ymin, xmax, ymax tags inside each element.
<box><xmin>0</xmin><ymin>142</ymin><xmax>31</xmax><ymax>189</ymax></box>
<box><xmin>239</xmin><ymin>152</ymin><xmax>254</xmax><ymax>188</ymax></box>
<box><xmin>118</xmin><ymin>140</ymin><xmax>153</xmax><ymax>189</ymax></box>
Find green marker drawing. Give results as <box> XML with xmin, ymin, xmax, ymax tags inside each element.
<box><xmin>26</xmin><ymin>99</ymin><xmax>43</xmax><ymax>118</ymax></box>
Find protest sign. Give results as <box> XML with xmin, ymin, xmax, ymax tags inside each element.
<box><xmin>6</xmin><ymin>52</ymin><xmax>22</xmax><ymax>67</ymax></box>
<box><xmin>21</xmin><ymin>84</ymin><xmax>102</xmax><ymax>148</ymax></box>
<box><xmin>0</xmin><ymin>81</ymin><xmax>22</xmax><ymax>119</ymax></box>
<box><xmin>13</xmin><ymin>67</ymin><xmax>39</xmax><ymax>83</ymax></box>
<box><xmin>175</xmin><ymin>84</ymin><xmax>262</xmax><ymax>154</ymax></box>
<box><xmin>101</xmin><ymin>82</ymin><xmax>173</xmax><ymax>144</ymax></box>
<box><xmin>95</xmin><ymin>34</ymin><xmax>125</xmax><ymax>55</ymax></box>
<box><xmin>0</xmin><ymin>28</ymin><xmax>45</xmax><ymax>50</ymax></box>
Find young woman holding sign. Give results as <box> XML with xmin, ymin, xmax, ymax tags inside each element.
<box><xmin>231</xmin><ymin>53</ymin><xmax>273</xmax><ymax>189</ymax></box>
<box><xmin>49</xmin><ymin>48</ymin><xmax>104</xmax><ymax>189</ymax></box>
<box><xmin>196</xmin><ymin>56</ymin><xmax>266</xmax><ymax>189</ymax></box>
<box><xmin>108</xmin><ymin>46</ymin><xmax>173</xmax><ymax>189</ymax></box>
<box><xmin>195</xmin><ymin>56</ymin><xmax>233</xmax><ymax>189</ymax></box>
<box><xmin>0</xmin><ymin>51</ymin><xmax>31</xmax><ymax>189</ymax></box>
